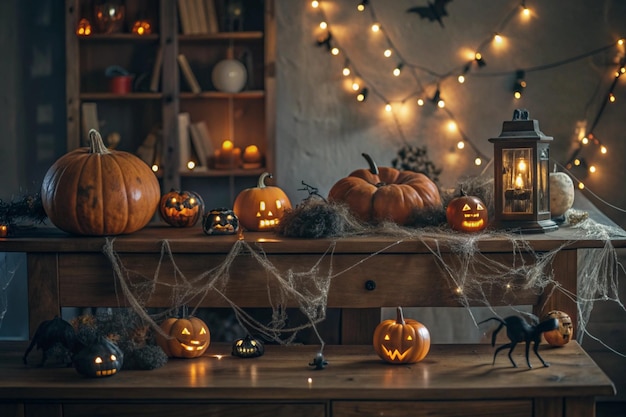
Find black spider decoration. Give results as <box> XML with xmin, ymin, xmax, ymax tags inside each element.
<box><xmin>309</xmin><ymin>351</ymin><xmax>328</xmax><ymax>370</ymax></box>
<box><xmin>407</xmin><ymin>0</ymin><xmax>453</xmax><ymax>28</ymax></box>
<box><xmin>23</xmin><ymin>316</ymin><xmax>81</xmax><ymax>366</ymax></box>
<box><xmin>479</xmin><ymin>315</ymin><xmax>559</xmax><ymax>368</ymax></box>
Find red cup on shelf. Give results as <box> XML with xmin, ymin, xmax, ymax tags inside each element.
<box><xmin>109</xmin><ymin>75</ymin><xmax>133</xmax><ymax>94</ymax></box>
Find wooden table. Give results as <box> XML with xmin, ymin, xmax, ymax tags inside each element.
<box><xmin>1</xmin><ymin>194</ymin><xmax>625</xmax><ymax>416</ymax></box>
<box><xmin>0</xmin><ymin>342</ymin><xmax>617</xmax><ymax>417</ymax></box>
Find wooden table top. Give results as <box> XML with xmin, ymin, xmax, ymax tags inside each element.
<box><xmin>0</xmin><ymin>342</ymin><xmax>615</xmax><ymax>401</ymax></box>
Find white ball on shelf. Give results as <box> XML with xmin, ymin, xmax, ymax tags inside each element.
<box><xmin>212</xmin><ymin>59</ymin><xmax>247</xmax><ymax>93</ymax></box>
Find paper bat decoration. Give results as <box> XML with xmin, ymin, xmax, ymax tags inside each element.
<box><xmin>407</xmin><ymin>0</ymin><xmax>453</xmax><ymax>28</ymax></box>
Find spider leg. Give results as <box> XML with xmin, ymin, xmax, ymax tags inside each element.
<box><xmin>493</xmin><ymin>342</ymin><xmax>515</xmax><ymax>366</ymax></box>
<box><xmin>533</xmin><ymin>341</ymin><xmax>550</xmax><ymax>367</ymax></box>
<box><xmin>525</xmin><ymin>340</ymin><xmax>533</xmax><ymax>368</ymax></box>
<box><xmin>506</xmin><ymin>341</ymin><xmax>519</xmax><ymax>368</ymax></box>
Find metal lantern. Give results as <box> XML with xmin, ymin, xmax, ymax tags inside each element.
<box><xmin>489</xmin><ymin>109</ymin><xmax>558</xmax><ymax>233</ymax></box>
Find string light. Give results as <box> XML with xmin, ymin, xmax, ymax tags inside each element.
<box><xmin>383</xmin><ymin>48</ymin><xmax>392</xmax><ymax>58</ymax></box>
<box><xmin>474</xmin><ymin>157</ymin><xmax>482</xmax><ymax>166</ymax></box>
<box><xmin>311</xmin><ymin>1</ymin><xmax>319</xmax><ymax>8</ymax></box>
<box><xmin>385</xmin><ymin>103</ymin><xmax>392</xmax><ymax>112</ymax></box>
<box><xmin>319</xmin><ymin>21</ymin><xmax>328</xmax><ymax>29</ymax></box>
<box><xmin>513</xmin><ymin>70</ymin><xmax>526</xmax><ymax>99</ymax></box>
<box><xmin>393</xmin><ymin>63</ymin><xmax>403</xmax><ymax>76</ymax></box>
<box><xmin>357</xmin><ymin>88</ymin><xmax>368</xmax><ymax>102</ymax></box>
<box><xmin>457</xmin><ymin>141</ymin><xmax>465</xmax><ymax>149</ymax></box>
<box><xmin>357</xmin><ymin>0</ymin><xmax>368</xmax><ymax>12</ymax></box>
<box><xmin>589</xmin><ymin>165</ymin><xmax>597</xmax><ymax>174</ymax></box>
<box><xmin>371</xmin><ymin>23</ymin><xmax>380</xmax><ymax>32</ymax></box>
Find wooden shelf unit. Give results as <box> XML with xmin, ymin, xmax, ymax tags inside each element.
<box><xmin>65</xmin><ymin>0</ymin><xmax>276</xmax><ymax>202</ymax></box>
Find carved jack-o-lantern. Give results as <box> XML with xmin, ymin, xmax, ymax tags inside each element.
<box><xmin>76</xmin><ymin>18</ymin><xmax>92</xmax><ymax>36</ymax></box>
<box><xmin>543</xmin><ymin>310</ymin><xmax>573</xmax><ymax>346</ymax></box>
<box><xmin>232</xmin><ymin>335</ymin><xmax>265</xmax><ymax>358</ymax></box>
<box><xmin>131</xmin><ymin>20</ymin><xmax>152</xmax><ymax>35</ymax></box>
<box><xmin>233</xmin><ymin>172</ymin><xmax>292</xmax><ymax>231</ymax></box>
<box><xmin>202</xmin><ymin>208</ymin><xmax>239</xmax><ymax>235</ymax></box>
<box><xmin>446</xmin><ymin>191</ymin><xmax>488</xmax><ymax>232</ymax></box>
<box><xmin>73</xmin><ymin>336</ymin><xmax>123</xmax><ymax>378</ymax></box>
<box><xmin>156</xmin><ymin>317</ymin><xmax>210</xmax><ymax>358</ymax></box>
<box><xmin>373</xmin><ymin>307</ymin><xmax>430</xmax><ymax>364</ymax></box>
<box><xmin>159</xmin><ymin>189</ymin><xmax>205</xmax><ymax>227</ymax></box>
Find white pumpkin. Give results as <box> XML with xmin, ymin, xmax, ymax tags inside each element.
<box><xmin>549</xmin><ymin>170</ymin><xmax>575</xmax><ymax>217</ymax></box>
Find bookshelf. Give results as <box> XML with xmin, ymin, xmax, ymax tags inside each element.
<box><xmin>65</xmin><ymin>0</ymin><xmax>275</xmax><ymax>206</ymax></box>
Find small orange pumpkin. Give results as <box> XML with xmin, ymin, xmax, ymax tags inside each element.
<box><xmin>41</xmin><ymin>129</ymin><xmax>160</xmax><ymax>236</ymax></box>
<box><xmin>233</xmin><ymin>172</ymin><xmax>292</xmax><ymax>231</ymax></box>
<box><xmin>373</xmin><ymin>307</ymin><xmax>431</xmax><ymax>364</ymax></box>
<box><xmin>543</xmin><ymin>310</ymin><xmax>573</xmax><ymax>346</ymax></box>
<box><xmin>155</xmin><ymin>317</ymin><xmax>210</xmax><ymax>358</ymax></box>
<box><xmin>159</xmin><ymin>189</ymin><xmax>205</xmax><ymax>227</ymax></box>
<box><xmin>446</xmin><ymin>190</ymin><xmax>488</xmax><ymax>232</ymax></box>
<box><xmin>328</xmin><ymin>153</ymin><xmax>441</xmax><ymax>225</ymax></box>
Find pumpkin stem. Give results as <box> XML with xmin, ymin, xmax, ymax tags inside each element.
<box><xmin>395</xmin><ymin>306</ymin><xmax>406</xmax><ymax>325</ymax></box>
<box><xmin>257</xmin><ymin>172</ymin><xmax>273</xmax><ymax>189</ymax></box>
<box><xmin>362</xmin><ymin>153</ymin><xmax>379</xmax><ymax>176</ymax></box>
<box><xmin>88</xmin><ymin>129</ymin><xmax>112</xmax><ymax>155</ymax></box>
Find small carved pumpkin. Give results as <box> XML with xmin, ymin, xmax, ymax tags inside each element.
<box><xmin>233</xmin><ymin>172</ymin><xmax>292</xmax><ymax>231</ymax></box>
<box><xmin>373</xmin><ymin>307</ymin><xmax>430</xmax><ymax>364</ymax></box>
<box><xmin>203</xmin><ymin>208</ymin><xmax>239</xmax><ymax>235</ymax></box>
<box><xmin>232</xmin><ymin>335</ymin><xmax>265</xmax><ymax>358</ymax></box>
<box><xmin>543</xmin><ymin>310</ymin><xmax>573</xmax><ymax>346</ymax></box>
<box><xmin>73</xmin><ymin>336</ymin><xmax>123</xmax><ymax>378</ymax></box>
<box><xmin>328</xmin><ymin>153</ymin><xmax>441</xmax><ymax>225</ymax></box>
<box><xmin>159</xmin><ymin>189</ymin><xmax>205</xmax><ymax>227</ymax></box>
<box><xmin>156</xmin><ymin>317</ymin><xmax>210</xmax><ymax>358</ymax></box>
<box><xmin>446</xmin><ymin>190</ymin><xmax>488</xmax><ymax>232</ymax></box>
<box><xmin>549</xmin><ymin>168</ymin><xmax>575</xmax><ymax>218</ymax></box>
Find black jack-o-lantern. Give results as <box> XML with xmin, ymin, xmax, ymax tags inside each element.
<box><xmin>231</xmin><ymin>335</ymin><xmax>265</xmax><ymax>358</ymax></box>
<box><xmin>202</xmin><ymin>208</ymin><xmax>240</xmax><ymax>235</ymax></box>
<box><xmin>446</xmin><ymin>191</ymin><xmax>488</xmax><ymax>232</ymax></box>
<box><xmin>159</xmin><ymin>189</ymin><xmax>205</xmax><ymax>227</ymax></box>
<box><xmin>73</xmin><ymin>336</ymin><xmax>123</xmax><ymax>377</ymax></box>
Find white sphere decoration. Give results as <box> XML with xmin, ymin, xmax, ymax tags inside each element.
<box><xmin>549</xmin><ymin>170</ymin><xmax>575</xmax><ymax>217</ymax></box>
<box><xmin>211</xmin><ymin>59</ymin><xmax>247</xmax><ymax>93</ymax></box>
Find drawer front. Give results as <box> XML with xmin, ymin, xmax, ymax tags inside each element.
<box><xmin>63</xmin><ymin>402</ymin><xmax>326</xmax><ymax>417</ymax></box>
<box><xmin>332</xmin><ymin>400</ymin><xmax>532</xmax><ymax>417</ymax></box>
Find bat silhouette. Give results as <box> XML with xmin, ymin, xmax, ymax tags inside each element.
<box><xmin>407</xmin><ymin>0</ymin><xmax>453</xmax><ymax>28</ymax></box>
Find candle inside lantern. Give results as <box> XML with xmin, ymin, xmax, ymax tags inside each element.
<box><xmin>0</xmin><ymin>224</ymin><xmax>8</xmax><ymax>237</ymax></box>
<box><xmin>515</xmin><ymin>174</ymin><xmax>524</xmax><ymax>189</ymax></box>
<box><xmin>242</xmin><ymin>145</ymin><xmax>262</xmax><ymax>169</ymax></box>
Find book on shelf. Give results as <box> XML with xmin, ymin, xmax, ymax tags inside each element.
<box><xmin>80</xmin><ymin>102</ymin><xmax>99</xmax><ymax>146</ymax></box>
<box><xmin>177</xmin><ymin>0</ymin><xmax>193</xmax><ymax>34</ymax></box>
<box><xmin>191</xmin><ymin>0</ymin><xmax>208</xmax><ymax>33</ymax></box>
<box><xmin>178</xmin><ymin>112</ymin><xmax>192</xmax><ymax>170</ymax></box>
<box><xmin>177</xmin><ymin>54</ymin><xmax>202</xmax><ymax>93</ymax></box>
<box><xmin>189</xmin><ymin>122</ymin><xmax>209</xmax><ymax>168</ymax></box>
<box><xmin>204</xmin><ymin>0</ymin><xmax>219</xmax><ymax>33</ymax></box>
<box><xmin>149</xmin><ymin>46</ymin><xmax>163</xmax><ymax>92</ymax></box>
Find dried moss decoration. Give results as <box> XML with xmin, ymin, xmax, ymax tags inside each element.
<box><xmin>392</xmin><ymin>145</ymin><xmax>442</xmax><ymax>185</ymax></box>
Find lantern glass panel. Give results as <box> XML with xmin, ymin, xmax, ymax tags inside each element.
<box><xmin>502</xmin><ymin>148</ymin><xmax>532</xmax><ymax>214</ymax></box>
<box><xmin>538</xmin><ymin>147</ymin><xmax>549</xmax><ymax>213</ymax></box>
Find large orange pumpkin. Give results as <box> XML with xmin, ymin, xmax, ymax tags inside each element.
<box><xmin>373</xmin><ymin>306</ymin><xmax>431</xmax><ymax>364</ymax></box>
<box><xmin>328</xmin><ymin>153</ymin><xmax>441</xmax><ymax>225</ymax></box>
<box><xmin>41</xmin><ymin>129</ymin><xmax>160</xmax><ymax>235</ymax></box>
<box><xmin>233</xmin><ymin>172</ymin><xmax>292</xmax><ymax>231</ymax></box>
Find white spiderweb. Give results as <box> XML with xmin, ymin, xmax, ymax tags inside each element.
<box><xmin>102</xmin><ymin>217</ymin><xmax>626</xmax><ymax>355</ymax></box>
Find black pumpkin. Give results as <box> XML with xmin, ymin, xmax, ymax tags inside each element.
<box><xmin>232</xmin><ymin>335</ymin><xmax>264</xmax><ymax>358</ymax></box>
<box><xmin>203</xmin><ymin>208</ymin><xmax>239</xmax><ymax>235</ymax></box>
<box><xmin>74</xmin><ymin>336</ymin><xmax>123</xmax><ymax>377</ymax></box>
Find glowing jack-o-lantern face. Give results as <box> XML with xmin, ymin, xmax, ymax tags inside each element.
<box><xmin>156</xmin><ymin>317</ymin><xmax>211</xmax><ymax>358</ymax></box>
<box><xmin>543</xmin><ymin>310</ymin><xmax>574</xmax><ymax>346</ymax></box>
<box><xmin>446</xmin><ymin>192</ymin><xmax>488</xmax><ymax>232</ymax></box>
<box><xmin>159</xmin><ymin>189</ymin><xmax>205</xmax><ymax>227</ymax></box>
<box><xmin>73</xmin><ymin>337</ymin><xmax>123</xmax><ymax>378</ymax></box>
<box><xmin>232</xmin><ymin>335</ymin><xmax>265</xmax><ymax>358</ymax></box>
<box><xmin>233</xmin><ymin>172</ymin><xmax>292</xmax><ymax>231</ymax></box>
<box><xmin>203</xmin><ymin>208</ymin><xmax>239</xmax><ymax>235</ymax></box>
<box><xmin>373</xmin><ymin>307</ymin><xmax>430</xmax><ymax>364</ymax></box>
<box><xmin>76</xmin><ymin>18</ymin><xmax>92</xmax><ymax>36</ymax></box>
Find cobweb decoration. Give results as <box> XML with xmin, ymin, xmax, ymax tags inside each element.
<box><xmin>102</xmin><ymin>214</ymin><xmax>625</xmax><ymax>356</ymax></box>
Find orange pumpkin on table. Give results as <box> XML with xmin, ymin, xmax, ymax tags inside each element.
<box><xmin>156</xmin><ymin>316</ymin><xmax>211</xmax><ymax>358</ymax></box>
<box><xmin>373</xmin><ymin>306</ymin><xmax>431</xmax><ymax>364</ymax></box>
<box><xmin>446</xmin><ymin>190</ymin><xmax>488</xmax><ymax>232</ymax></box>
<box><xmin>41</xmin><ymin>129</ymin><xmax>160</xmax><ymax>236</ymax></box>
<box><xmin>233</xmin><ymin>172</ymin><xmax>292</xmax><ymax>231</ymax></box>
<box><xmin>328</xmin><ymin>153</ymin><xmax>441</xmax><ymax>225</ymax></box>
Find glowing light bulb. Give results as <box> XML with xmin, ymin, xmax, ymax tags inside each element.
<box><xmin>151</xmin><ymin>164</ymin><xmax>159</xmax><ymax>172</ymax></box>
<box><xmin>458</xmin><ymin>74</ymin><xmax>465</xmax><ymax>83</ymax></box>
<box><xmin>574</xmin><ymin>159</ymin><xmax>581</xmax><ymax>166</ymax></box>
<box><xmin>352</xmin><ymin>82</ymin><xmax>360</xmax><ymax>91</ymax></box>
<box><xmin>514</xmin><ymin>91</ymin><xmax>522</xmax><ymax>99</ymax></box>
<box><xmin>522</xmin><ymin>7</ymin><xmax>530</xmax><ymax>17</ymax></box>
<box><xmin>448</xmin><ymin>121</ymin><xmax>458</xmax><ymax>132</ymax></box>
<box><xmin>371</xmin><ymin>23</ymin><xmax>380</xmax><ymax>32</ymax></box>
<box><xmin>618</xmin><ymin>39</ymin><xmax>624</xmax><ymax>46</ymax></box>
<box><xmin>392</xmin><ymin>64</ymin><xmax>402</xmax><ymax>76</ymax></box>
<box><xmin>187</xmin><ymin>160</ymin><xmax>196</xmax><ymax>170</ymax></box>
<box><xmin>385</xmin><ymin>103</ymin><xmax>392</xmax><ymax>112</ymax></box>
<box><xmin>357</xmin><ymin>92</ymin><xmax>366</xmax><ymax>102</ymax></box>
<box><xmin>589</xmin><ymin>165</ymin><xmax>597</xmax><ymax>173</ymax></box>
<box><xmin>417</xmin><ymin>98</ymin><xmax>424</xmax><ymax>106</ymax></box>
<box><xmin>609</xmin><ymin>93</ymin><xmax>616</xmax><ymax>102</ymax></box>
<box><xmin>601</xmin><ymin>145</ymin><xmax>608</xmax><ymax>154</ymax></box>
<box><xmin>331</xmin><ymin>47</ymin><xmax>339</xmax><ymax>55</ymax></box>
<box><xmin>474</xmin><ymin>157</ymin><xmax>482</xmax><ymax>166</ymax></box>
<box><xmin>581</xmin><ymin>137</ymin><xmax>589</xmax><ymax>145</ymax></box>
<box><xmin>493</xmin><ymin>33</ymin><xmax>503</xmax><ymax>44</ymax></box>
<box><xmin>319</xmin><ymin>21</ymin><xmax>327</xmax><ymax>29</ymax></box>
<box><xmin>456</xmin><ymin>141</ymin><xmax>465</xmax><ymax>149</ymax></box>
<box><xmin>342</xmin><ymin>67</ymin><xmax>350</xmax><ymax>76</ymax></box>
<box><xmin>578</xmin><ymin>182</ymin><xmax>585</xmax><ymax>190</ymax></box>
<box><xmin>384</xmin><ymin>49</ymin><xmax>392</xmax><ymax>58</ymax></box>
<box><xmin>311</xmin><ymin>0</ymin><xmax>319</xmax><ymax>8</ymax></box>
<box><xmin>437</xmin><ymin>99</ymin><xmax>445</xmax><ymax>108</ymax></box>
